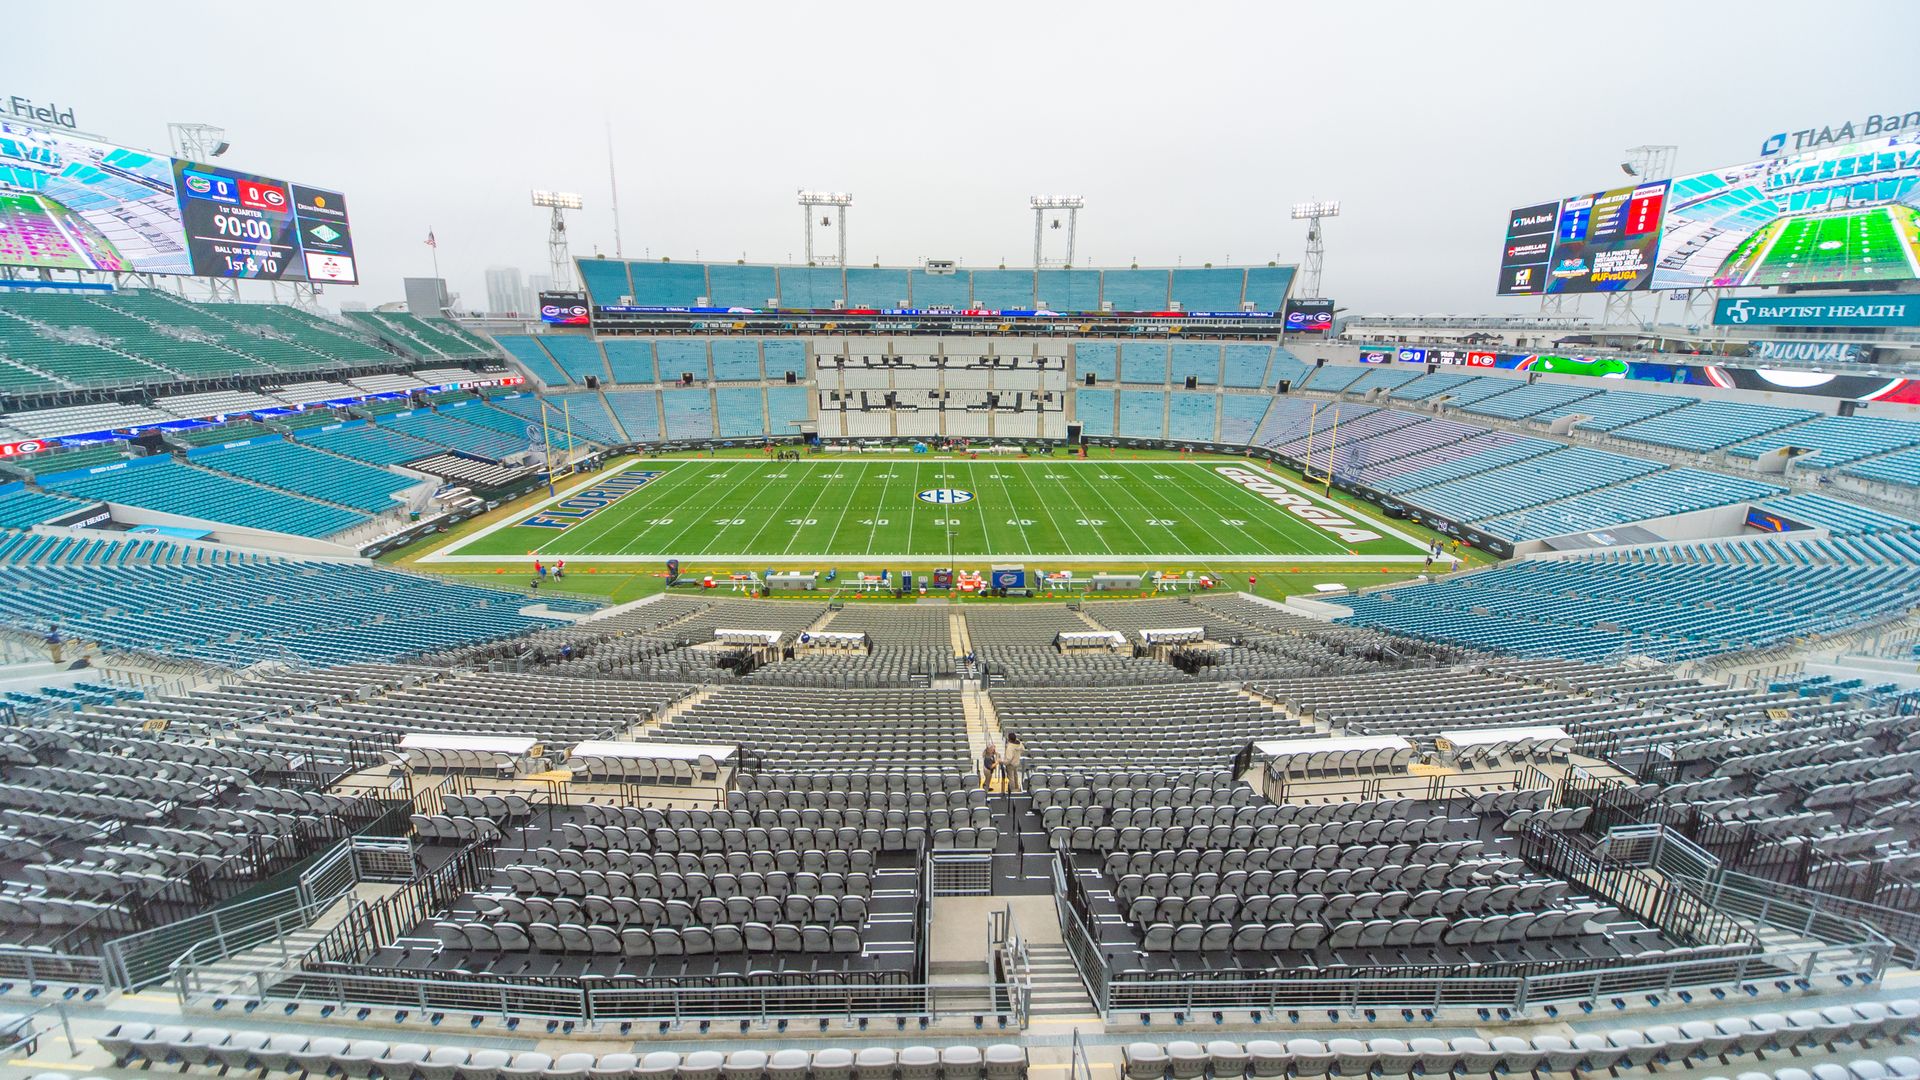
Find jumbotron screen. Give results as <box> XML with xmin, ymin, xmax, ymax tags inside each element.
<box><xmin>1497</xmin><ymin>131</ymin><xmax>1920</xmax><ymax>294</ymax></box>
<box><xmin>0</xmin><ymin>121</ymin><xmax>357</xmax><ymax>283</ymax></box>
<box><xmin>1652</xmin><ymin>131</ymin><xmax>1920</xmax><ymax>290</ymax></box>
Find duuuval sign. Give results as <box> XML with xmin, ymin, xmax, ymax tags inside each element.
<box><xmin>1215</xmin><ymin>466</ymin><xmax>1381</xmax><ymax>544</ymax></box>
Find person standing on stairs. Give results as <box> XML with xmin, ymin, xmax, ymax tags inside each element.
<box><xmin>1002</xmin><ymin>732</ymin><xmax>1024</xmax><ymax>794</ymax></box>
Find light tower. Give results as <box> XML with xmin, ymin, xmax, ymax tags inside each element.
<box><xmin>1290</xmin><ymin>200</ymin><xmax>1340</xmax><ymax>299</ymax></box>
<box><xmin>1030</xmin><ymin>195</ymin><xmax>1083</xmax><ymax>268</ymax></box>
<box><xmin>1621</xmin><ymin>145</ymin><xmax>1678</xmax><ymax>183</ymax></box>
<box><xmin>798</xmin><ymin>191</ymin><xmax>852</xmax><ymax>267</ymax></box>
<box><xmin>531</xmin><ymin>190</ymin><xmax>583</xmax><ymax>292</ymax></box>
<box><xmin>167</xmin><ymin>123</ymin><xmax>229</xmax><ymax>161</ymax></box>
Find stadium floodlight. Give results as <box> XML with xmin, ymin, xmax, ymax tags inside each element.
<box><xmin>1031</xmin><ymin>196</ymin><xmax>1084</xmax><ymax>268</ymax></box>
<box><xmin>168</xmin><ymin>122</ymin><xmax>228</xmax><ymax>162</ymax></box>
<box><xmin>1291</xmin><ymin>201</ymin><xmax>1340</xmax><ymax>298</ymax></box>
<box><xmin>531</xmin><ymin>190</ymin><xmax>583</xmax><ymax>290</ymax></box>
<box><xmin>798</xmin><ymin>191</ymin><xmax>853</xmax><ymax>266</ymax></box>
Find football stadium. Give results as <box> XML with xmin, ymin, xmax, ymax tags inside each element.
<box><xmin>3</xmin><ymin>8</ymin><xmax>1920</xmax><ymax>1080</ymax></box>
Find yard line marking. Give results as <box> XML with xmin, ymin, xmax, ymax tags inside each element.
<box><xmin>978</xmin><ymin>460</ymin><xmax>1036</xmax><ymax>555</ymax></box>
<box><xmin>737</xmin><ymin>459</ymin><xmax>823</xmax><ymax>555</ymax></box>
<box><xmin>603</xmin><ymin>461</ymin><xmax>731</xmax><ymax>556</ymax></box>
<box><xmin>647</xmin><ymin>461</ymin><xmax>763</xmax><ymax>555</ymax></box>
<box><xmin>1006</xmin><ymin>460</ymin><xmax>1074</xmax><ymax>554</ymax></box>
<box><xmin>1075</xmin><ymin>464</ymin><xmax>1180</xmax><ymax>557</ymax></box>
<box><xmin>1030</xmin><ymin>461</ymin><xmax>1116</xmax><ymax>555</ymax></box>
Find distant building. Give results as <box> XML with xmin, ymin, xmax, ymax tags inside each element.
<box><xmin>485</xmin><ymin>266</ymin><xmax>532</xmax><ymax>317</ymax></box>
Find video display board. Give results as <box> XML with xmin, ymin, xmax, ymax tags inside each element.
<box><xmin>1282</xmin><ymin>298</ymin><xmax>1334</xmax><ymax>333</ymax></box>
<box><xmin>0</xmin><ymin>120</ymin><xmax>356</xmax><ymax>283</ymax></box>
<box><xmin>539</xmin><ymin>291</ymin><xmax>591</xmax><ymax>325</ymax></box>
<box><xmin>1543</xmin><ymin>182</ymin><xmax>1668</xmax><ymax>294</ymax></box>
<box><xmin>1652</xmin><ymin>131</ymin><xmax>1920</xmax><ymax>290</ymax></box>
<box><xmin>1495</xmin><ymin>201</ymin><xmax>1557</xmax><ymax>296</ymax></box>
<box><xmin>1498</xmin><ymin>132</ymin><xmax>1920</xmax><ymax>294</ymax></box>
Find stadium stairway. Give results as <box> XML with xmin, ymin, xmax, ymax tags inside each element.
<box><xmin>595</xmin><ymin>384</ymin><xmax>633</xmax><ymax>443</ymax></box>
<box><xmin>174</xmin><ymin>886</ymin><xmax>384</xmax><ymax>1012</ymax></box>
<box><xmin>963</xmin><ymin>685</ymin><xmax>1004</xmax><ymax>778</ymax></box>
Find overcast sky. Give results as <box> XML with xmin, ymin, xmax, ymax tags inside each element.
<box><xmin>12</xmin><ymin>0</ymin><xmax>1920</xmax><ymax>316</ymax></box>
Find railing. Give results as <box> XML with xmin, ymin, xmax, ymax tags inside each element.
<box><xmin>306</xmin><ymin>838</ymin><xmax>495</xmax><ymax>970</ymax></box>
<box><xmin>1053</xmin><ymin>854</ymin><xmax>1110</xmax><ymax>1012</ymax></box>
<box><xmin>1070</xmin><ymin>1028</ymin><xmax>1094</xmax><ymax>1080</ymax></box>
<box><xmin>171</xmin><ymin>897</ymin><xmax>365</xmax><ymax>1007</ymax></box>
<box><xmin>1260</xmin><ymin>761</ymin><xmax>1553</xmax><ymax>804</ymax></box>
<box><xmin>1047</xmin><ymin>840</ymin><xmax>1881</xmax><ymax>1019</ymax></box>
<box><xmin>0</xmin><ymin>947</ymin><xmax>111</xmax><ymax>996</ymax></box>
<box><xmin>349</xmin><ymin>836</ymin><xmax>418</xmax><ymax>882</ymax></box>
<box><xmin>108</xmin><ymin>837</ymin><xmax>364</xmax><ymax>990</ymax></box>
<box><xmin>988</xmin><ymin>903</ymin><xmax>1031</xmax><ymax>1028</ymax></box>
<box><xmin>929</xmin><ymin>850</ymin><xmax>994</xmax><ymax>896</ymax></box>
<box><xmin>252</xmin><ymin>966</ymin><xmax>999</xmax><ymax>1024</ymax></box>
<box><xmin>1519</xmin><ymin>826</ymin><xmax>1754</xmax><ymax>950</ymax></box>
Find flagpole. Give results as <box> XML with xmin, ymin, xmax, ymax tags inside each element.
<box><xmin>426</xmin><ymin>228</ymin><xmax>444</xmax><ymax>315</ymax></box>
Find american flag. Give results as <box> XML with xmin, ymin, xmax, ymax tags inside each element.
<box><xmin>424</xmin><ymin>230</ymin><xmax>437</xmax><ymax>249</ymax></box>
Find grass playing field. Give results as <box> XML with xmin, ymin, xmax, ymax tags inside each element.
<box><xmin>1724</xmin><ymin>206</ymin><xmax>1920</xmax><ymax>286</ymax></box>
<box><xmin>427</xmin><ymin>454</ymin><xmax>1435</xmax><ymax>565</ymax></box>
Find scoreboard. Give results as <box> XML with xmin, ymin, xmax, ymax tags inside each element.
<box><xmin>173</xmin><ymin>162</ymin><xmax>357</xmax><ymax>283</ymax></box>
<box><xmin>1497</xmin><ymin>181</ymin><xmax>1668</xmax><ymax>296</ymax></box>
<box><xmin>0</xmin><ymin>119</ymin><xmax>355</xmax><ymax>283</ymax></box>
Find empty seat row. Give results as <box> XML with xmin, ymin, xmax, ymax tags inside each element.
<box><xmin>100</xmin><ymin>1025</ymin><xmax>1027</xmax><ymax>1080</ymax></box>
<box><xmin>1120</xmin><ymin>1000</ymin><xmax>1920</xmax><ymax>1078</ymax></box>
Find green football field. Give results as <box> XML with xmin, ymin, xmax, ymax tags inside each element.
<box><xmin>1729</xmin><ymin>207</ymin><xmax>1920</xmax><ymax>286</ymax></box>
<box><xmin>427</xmin><ymin>457</ymin><xmax>1434</xmax><ymax>564</ymax></box>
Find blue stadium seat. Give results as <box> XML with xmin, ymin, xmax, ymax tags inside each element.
<box><xmin>1075</xmin><ymin>389</ymin><xmax>1116</xmax><ymax>437</ymax></box>
<box><xmin>1166</xmin><ymin>393</ymin><xmax>1216</xmax><ymax>442</ymax></box>
<box><xmin>192</xmin><ymin>439</ymin><xmax>417</xmax><ymax>513</ymax></box>
<box><xmin>41</xmin><ymin>458</ymin><xmax>368</xmax><ymax>538</ymax></box>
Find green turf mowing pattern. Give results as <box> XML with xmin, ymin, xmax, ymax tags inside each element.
<box><xmin>434</xmin><ymin>457</ymin><xmax>1432</xmax><ymax>563</ymax></box>
<box><xmin>1738</xmin><ymin>208</ymin><xmax>1920</xmax><ymax>286</ymax></box>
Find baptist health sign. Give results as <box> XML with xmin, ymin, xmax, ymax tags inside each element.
<box><xmin>1715</xmin><ymin>296</ymin><xmax>1920</xmax><ymax>328</ymax></box>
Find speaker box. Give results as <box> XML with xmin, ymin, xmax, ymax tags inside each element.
<box><xmin>785</xmin><ymin>371</ymin><xmax>797</xmax><ymax>384</ymax></box>
<box><xmin>1084</xmin><ymin>372</ymin><xmax>1096</xmax><ymax>386</ymax></box>
<box><xmin>1277</xmin><ymin>379</ymin><xmax>1292</xmax><ymax>394</ymax></box>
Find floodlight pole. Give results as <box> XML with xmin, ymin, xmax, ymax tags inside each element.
<box><xmin>1030</xmin><ymin>196</ymin><xmax>1084</xmax><ymax>269</ymax></box>
<box><xmin>532</xmin><ymin>190</ymin><xmax>584</xmax><ymax>292</ymax></box>
<box><xmin>1290</xmin><ymin>200</ymin><xmax>1340</xmax><ymax>299</ymax></box>
<box><xmin>798</xmin><ymin>191</ymin><xmax>852</xmax><ymax>267</ymax></box>
<box><xmin>167</xmin><ymin>122</ymin><xmax>226</xmax><ymax>162</ymax></box>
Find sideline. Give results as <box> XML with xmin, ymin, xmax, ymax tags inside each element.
<box><xmin>420</xmin><ymin>459</ymin><xmax>657</xmax><ymax>563</ymax></box>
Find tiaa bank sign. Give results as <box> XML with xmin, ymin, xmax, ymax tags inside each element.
<box><xmin>918</xmin><ymin>488</ymin><xmax>975</xmax><ymax>505</ymax></box>
<box><xmin>1714</xmin><ymin>296</ymin><xmax>1920</xmax><ymax>328</ymax></box>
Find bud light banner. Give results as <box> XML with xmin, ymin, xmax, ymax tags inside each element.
<box><xmin>1282</xmin><ymin>298</ymin><xmax>1334</xmax><ymax>334</ymax></box>
<box><xmin>539</xmin><ymin>291</ymin><xmax>591</xmax><ymax>325</ymax></box>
